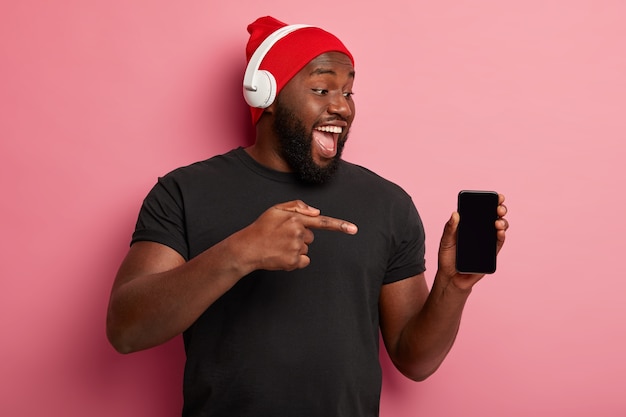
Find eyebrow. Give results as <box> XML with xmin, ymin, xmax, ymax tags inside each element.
<box><xmin>309</xmin><ymin>68</ymin><xmax>356</xmax><ymax>78</ymax></box>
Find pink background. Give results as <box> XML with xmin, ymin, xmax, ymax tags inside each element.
<box><xmin>2</xmin><ymin>1</ymin><xmax>625</xmax><ymax>416</ymax></box>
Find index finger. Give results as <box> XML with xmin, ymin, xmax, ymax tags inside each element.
<box><xmin>302</xmin><ymin>214</ymin><xmax>358</xmax><ymax>235</ymax></box>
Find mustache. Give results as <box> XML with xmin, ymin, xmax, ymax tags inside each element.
<box><xmin>316</xmin><ymin>116</ymin><xmax>348</xmax><ymax>126</ymax></box>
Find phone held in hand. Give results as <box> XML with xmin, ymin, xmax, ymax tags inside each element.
<box><xmin>456</xmin><ymin>190</ymin><xmax>498</xmax><ymax>274</ymax></box>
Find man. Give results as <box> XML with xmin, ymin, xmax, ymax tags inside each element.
<box><xmin>106</xmin><ymin>16</ymin><xmax>509</xmax><ymax>417</ymax></box>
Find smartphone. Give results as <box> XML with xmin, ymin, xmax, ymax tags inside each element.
<box><xmin>456</xmin><ymin>190</ymin><xmax>499</xmax><ymax>274</ymax></box>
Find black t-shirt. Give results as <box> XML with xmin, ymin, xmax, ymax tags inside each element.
<box><xmin>132</xmin><ymin>148</ymin><xmax>426</xmax><ymax>417</ymax></box>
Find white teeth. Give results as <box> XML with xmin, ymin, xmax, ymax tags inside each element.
<box><xmin>316</xmin><ymin>126</ymin><xmax>342</xmax><ymax>134</ymax></box>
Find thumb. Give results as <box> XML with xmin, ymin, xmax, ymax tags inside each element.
<box><xmin>275</xmin><ymin>200</ymin><xmax>321</xmax><ymax>217</ymax></box>
<box><xmin>439</xmin><ymin>212</ymin><xmax>459</xmax><ymax>252</ymax></box>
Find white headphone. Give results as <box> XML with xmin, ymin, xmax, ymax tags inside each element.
<box><xmin>243</xmin><ymin>24</ymin><xmax>312</xmax><ymax>108</ymax></box>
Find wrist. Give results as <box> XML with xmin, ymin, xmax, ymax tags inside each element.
<box><xmin>433</xmin><ymin>271</ymin><xmax>473</xmax><ymax>300</ymax></box>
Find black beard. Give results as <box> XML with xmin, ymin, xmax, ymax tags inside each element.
<box><xmin>273</xmin><ymin>98</ymin><xmax>347</xmax><ymax>185</ymax></box>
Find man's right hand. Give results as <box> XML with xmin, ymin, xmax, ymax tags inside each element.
<box><xmin>237</xmin><ymin>200</ymin><xmax>358</xmax><ymax>271</ymax></box>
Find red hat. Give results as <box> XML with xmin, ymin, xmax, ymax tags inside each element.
<box><xmin>245</xmin><ymin>16</ymin><xmax>354</xmax><ymax>125</ymax></box>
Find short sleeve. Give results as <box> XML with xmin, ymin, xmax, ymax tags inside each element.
<box><xmin>383</xmin><ymin>197</ymin><xmax>426</xmax><ymax>284</ymax></box>
<box><xmin>131</xmin><ymin>175</ymin><xmax>190</xmax><ymax>260</ymax></box>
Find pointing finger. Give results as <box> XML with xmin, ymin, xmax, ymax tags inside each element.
<box><xmin>302</xmin><ymin>215</ymin><xmax>358</xmax><ymax>235</ymax></box>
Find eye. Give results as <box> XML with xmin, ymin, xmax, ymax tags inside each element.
<box><xmin>312</xmin><ymin>88</ymin><xmax>328</xmax><ymax>95</ymax></box>
<box><xmin>343</xmin><ymin>91</ymin><xmax>354</xmax><ymax>99</ymax></box>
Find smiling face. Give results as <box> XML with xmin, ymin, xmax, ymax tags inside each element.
<box><xmin>272</xmin><ymin>51</ymin><xmax>355</xmax><ymax>184</ymax></box>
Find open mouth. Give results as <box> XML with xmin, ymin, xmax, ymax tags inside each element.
<box><xmin>313</xmin><ymin>125</ymin><xmax>343</xmax><ymax>158</ymax></box>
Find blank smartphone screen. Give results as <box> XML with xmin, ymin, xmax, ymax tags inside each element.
<box><xmin>456</xmin><ymin>190</ymin><xmax>498</xmax><ymax>274</ymax></box>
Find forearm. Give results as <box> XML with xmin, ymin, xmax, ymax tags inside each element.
<box><xmin>393</xmin><ymin>274</ymin><xmax>472</xmax><ymax>381</ymax></box>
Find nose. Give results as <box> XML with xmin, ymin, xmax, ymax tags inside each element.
<box><xmin>327</xmin><ymin>92</ymin><xmax>353</xmax><ymax>120</ymax></box>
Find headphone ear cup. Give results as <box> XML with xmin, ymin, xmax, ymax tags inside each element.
<box><xmin>243</xmin><ymin>70</ymin><xmax>277</xmax><ymax>109</ymax></box>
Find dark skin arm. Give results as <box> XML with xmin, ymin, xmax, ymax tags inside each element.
<box><xmin>106</xmin><ymin>200</ymin><xmax>358</xmax><ymax>353</ymax></box>
<box><xmin>379</xmin><ymin>194</ymin><xmax>509</xmax><ymax>381</ymax></box>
